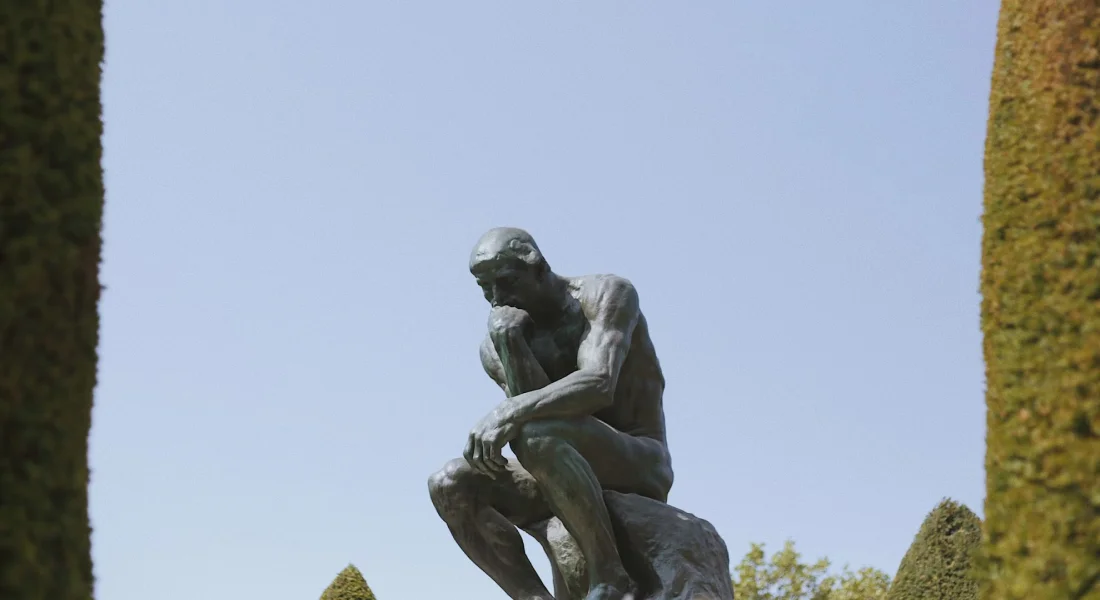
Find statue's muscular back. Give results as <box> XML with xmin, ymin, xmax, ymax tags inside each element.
<box><xmin>487</xmin><ymin>273</ymin><xmax>669</xmax><ymax>447</ymax></box>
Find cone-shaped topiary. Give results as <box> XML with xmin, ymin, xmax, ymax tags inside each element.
<box><xmin>979</xmin><ymin>1</ymin><xmax>1100</xmax><ymax>599</ymax></box>
<box><xmin>0</xmin><ymin>1</ymin><xmax>104</xmax><ymax>599</ymax></box>
<box><xmin>886</xmin><ymin>499</ymin><xmax>981</xmax><ymax>600</ymax></box>
<box><xmin>321</xmin><ymin>564</ymin><xmax>377</xmax><ymax>600</ymax></box>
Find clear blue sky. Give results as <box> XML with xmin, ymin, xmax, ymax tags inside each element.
<box><xmin>93</xmin><ymin>2</ymin><xmax>1001</xmax><ymax>598</ymax></box>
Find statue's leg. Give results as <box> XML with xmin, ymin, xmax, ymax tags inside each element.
<box><xmin>428</xmin><ymin>457</ymin><xmax>554</xmax><ymax>600</ymax></box>
<box><xmin>490</xmin><ymin>333</ymin><xmax>671</xmax><ymax>599</ymax></box>
<box><xmin>523</xmin><ymin>517</ymin><xmax>588</xmax><ymax>600</ymax></box>
<box><xmin>511</xmin><ymin>418</ymin><xmax>671</xmax><ymax>599</ymax></box>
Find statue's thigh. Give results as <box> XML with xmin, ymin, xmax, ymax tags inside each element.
<box><xmin>489</xmin><ymin>459</ymin><xmax>554</xmax><ymax>527</ymax></box>
<box><xmin>523</xmin><ymin>417</ymin><xmax>671</xmax><ymax>499</ymax></box>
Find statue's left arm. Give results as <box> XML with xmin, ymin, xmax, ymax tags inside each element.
<box><xmin>500</xmin><ymin>276</ymin><xmax>640</xmax><ymax>425</ymax></box>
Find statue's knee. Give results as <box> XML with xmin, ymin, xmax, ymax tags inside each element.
<box><xmin>428</xmin><ymin>458</ymin><xmax>474</xmax><ymax>517</ymax></box>
<box><xmin>512</xmin><ymin>420</ymin><xmax>570</xmax><ymax>470</ymax></box>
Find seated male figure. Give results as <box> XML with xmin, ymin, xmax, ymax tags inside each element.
<box><xmin>427</xmin><ymin>227</ymin><xmax>674</xmax><ymax>600</ymax></box>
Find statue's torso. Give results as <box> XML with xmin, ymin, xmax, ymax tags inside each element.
<box><xmin>527</xmin><ymin>275</ymin><xmax>669</xmax><ymax>445</ymax></box>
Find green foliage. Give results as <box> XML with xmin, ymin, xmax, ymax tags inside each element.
<box><xmin>732</xmin><ymin>540</ymin><xmax>890</xmax><ymax>600</ymax></box>
<box><xmin>886</xmin><ymin>499</ymin><xmax>981</xmax><ymax>600</ymax></box>
<box><xmin>321</xmin><ymin>565</ymin><xmax>377</xmax><ymax>600</ymax></box>
<box><xmin>825</xmin><ymin>567</ymin><xmax>892</xmax><ymax>600</ymax></box>
<box><xmin>980</xmin><ymin>1</ymin><xmax>1100</xmax><ymax>599</ymax></box>
<box><xmin>0</xmin><ymin>0</ymin><xmax>105</xmax><ymax>599</ymax></box>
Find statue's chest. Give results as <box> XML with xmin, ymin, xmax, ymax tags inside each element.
<box><xmin>529</xmin><ymin>322</ymin><xmax>585</xmax><ymax>382</ymax></box>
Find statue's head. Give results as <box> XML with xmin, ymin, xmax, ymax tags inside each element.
<box><xmin>469</xmin><ymin>227</ymin><xmax>554</xmax><ymax>310</ymax></box>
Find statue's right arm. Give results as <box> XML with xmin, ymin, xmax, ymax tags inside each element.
<box><xmin>479</xmin><ymin>334</ymin><xmax>511</xmax><ymax>396</ymax></box>
<box><xmin>480</xmin><ymin>332</ymin><xmax>550</xmax><ymax>397</ymax></box>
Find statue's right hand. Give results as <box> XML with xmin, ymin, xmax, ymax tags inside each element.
<box><xmin>464</xmin><ymin>409</ymin><xmax>517</xmax><ymax>480</ymax></box>
<box><xmin>488</xmin><ymin>305</ymin><xmax>533</xmax><ymax>339</ymax></box>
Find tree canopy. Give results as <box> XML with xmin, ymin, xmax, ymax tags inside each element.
<box><xmin>732</xmin><ymin>540</ymin><xmax>890</xmax><ymax>600</ymax></box>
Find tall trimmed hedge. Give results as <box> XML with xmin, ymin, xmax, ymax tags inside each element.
<box><xmin>980</xmin><ymin>1</ymin><xmax>1100</xmax><ymax>599</ymax></box>
<box><xmin>321</xmin><ymin>565</ymin><xmax>377</xmax><ymax>600</ymax></box>
<box><xmin>0</xmin><ymin>1</ymin><xmax>105</xmax><ymax>599</ymax></box>
<box><xmin>887</xmin><ymin>499</ymin><xmax>981</xmax><ymax>600</ymax></box>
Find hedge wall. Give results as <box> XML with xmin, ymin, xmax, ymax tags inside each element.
<box><xmin>0</xmin><ymin>2</ymin><xmax>104</xmax><ymax>599</ymax></box>
<box><xmin>980</xmin><ymin>1</ymin><xmax>1100</xmax><ymax>599</ymax></box>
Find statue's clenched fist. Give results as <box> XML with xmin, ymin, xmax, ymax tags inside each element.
<box><xmin>488</xmin><ymin>305</ymin><xmax>532</xmax><ymax>339</ymax></box>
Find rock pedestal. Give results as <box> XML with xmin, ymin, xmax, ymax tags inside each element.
<box><xmin>523</xmin><ymin>491</ymin><xmax>735</xmax><ymax>600</ymax></box>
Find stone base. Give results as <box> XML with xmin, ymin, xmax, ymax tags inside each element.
<box><xmin>523</xmin><ymin>491</ymin><xmax>735</xmax><ymax>600</ymax></box>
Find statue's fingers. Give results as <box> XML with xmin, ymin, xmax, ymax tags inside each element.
<box><xmin>482</xmin><ymin>461</ymin><xmax>497</xmax><ymax>479</ymax></box>
<box><xmin>471</xmin><ymin>441</ymin><xmax>496</xmax><ymax>479</ymax></box>
<box><xmin>480</xmin><ymin>439</ymin><xmax>504</xmax><ymax>473</ymax></box>
<box><xmin>467</xmin><ymin>438</ymin><xmax>481</xmax><ymax>468</ymax></box>
<box><xmin>463</xmin><ymin>434</ymin><xmax>476</xmax><ymax>464</ymax></box>
<box><xmin>487</xmin><ymin>441</ymin><xmax>506</xmax><ymax>470</ymax></box>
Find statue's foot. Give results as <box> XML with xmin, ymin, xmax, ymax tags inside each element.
<box><xmin>585</xmin><ymin>582</ymin><xmax>635</xmax><ymax>600</ymax></box>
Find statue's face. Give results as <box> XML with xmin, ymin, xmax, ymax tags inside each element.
<box><xmin>472</xmin><ymin>259</ymin><xmax>544</xmax><ymax>310</ymax></box>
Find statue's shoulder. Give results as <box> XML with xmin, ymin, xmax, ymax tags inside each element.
<box><xmin>569</xmin><ymin>274</ymin><xmax>640</xmax><ymax>317</ymax></box>
<box><xmin>569</xmin><ymin>272</ymin><xmax>635</xmax><ymax>295</ymax></box>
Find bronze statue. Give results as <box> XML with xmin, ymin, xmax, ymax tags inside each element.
<box><xmin>428</xmin><ymin>227</ymin><xmax>674</xmax><ymax>600</ymax></box>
